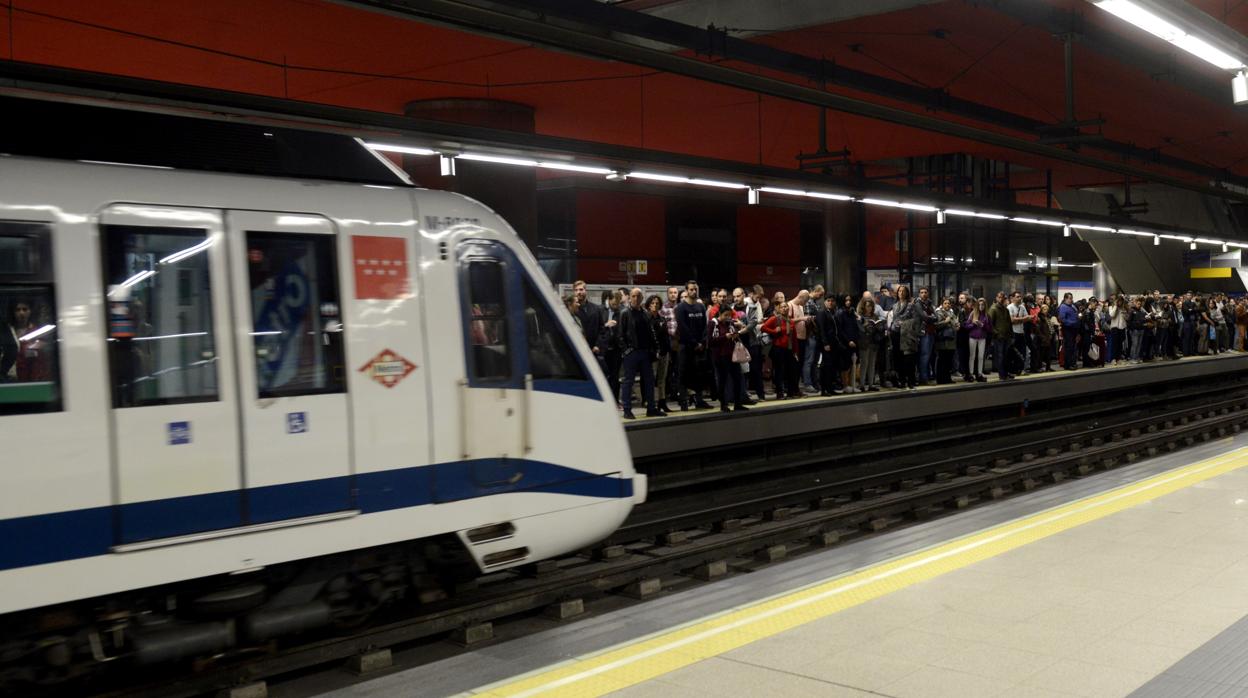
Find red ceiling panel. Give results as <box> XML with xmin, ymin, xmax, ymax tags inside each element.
<box><xmin>4</xmin><ymin>0</ymin><xmax>1243</xmax><ymax>192</ymax></box>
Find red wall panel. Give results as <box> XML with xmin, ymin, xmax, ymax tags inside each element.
<box><xmin>737</xmin><ymin>206</ymin><xmax>799</xmax><ymax>265</ymax></box>
<box><xmin>575</xmin><ymin>189</ymin><xmax>665</xmax><ymax>283</ymax></box>
<box><xmin>736</xmin><ymin>263</ymin><xmax>802</xmax><ymax>296</ymax></box>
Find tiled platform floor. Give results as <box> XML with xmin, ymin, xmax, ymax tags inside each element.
<box><xmin>606</xmin><ymin>459</ymin><xmax>1248</xmax><ymax>697</ymax></box>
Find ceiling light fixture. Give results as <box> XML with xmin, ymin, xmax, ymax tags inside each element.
<box><xmin>1011</xmin><ymin>217</ymin><xmax>1066</xmax><ymax>227</ymax></box>
<box><xmin>362</xmin><ymin>142</ymin><xmax>438</xmax><ymax>156</ymax></box>
<box><xmin>945</xmin><ymin>209</ymin><xmax>1008</xmax><ymax>220</ymax></box>
<box><xmin>1094</xmin><ymin>0</ymin><xmax>1245</xmax><ymax>70</ymax></box>
<box><xmin>748</xmin><ymin>187</ymin><xmax>760</xmax><ymax>205</ymax></box>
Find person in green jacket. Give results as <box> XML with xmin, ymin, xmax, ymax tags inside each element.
<box><xmin>987</xmin><ymin>292</ymin><xmax>1014</xmax><ymax>381</ymax></box>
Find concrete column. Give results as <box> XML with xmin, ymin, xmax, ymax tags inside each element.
<box><xmin>403</xmin><ymin>99</ymin><xmax>537</xmax><ymax>246</ymax></box>
<box><xmin>823</xmin><ymin>201</ymin><xmax>861</xmax><ymax>293</ymax></box>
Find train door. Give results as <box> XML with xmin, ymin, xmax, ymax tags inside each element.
<box><xmin>443</xmin><ymin>240</ymin><xmax>526</xmax><ymax>501</ymax></box>
<box><xmin>226</xmin><ymin>211</ymin><xmax>352</xmax><ymax>523</ymax></box>
<box><xmin>102</xmin><ymin>205</ymin><xmax>243</xmax><ymax>543</ymax></box>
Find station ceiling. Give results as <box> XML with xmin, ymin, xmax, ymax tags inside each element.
<box><xmin>5</xmin><ymin>0</ymin><xmax>1248</xmax><ymax>205</ymax></box>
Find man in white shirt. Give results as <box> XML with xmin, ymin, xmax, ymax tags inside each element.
<box><xmin>1007</xmin><ymin>291</ymin><xmax>1029</xmax><ymax>375</ymax></box>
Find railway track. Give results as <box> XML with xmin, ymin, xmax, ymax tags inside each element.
<box><xmin>90</xmin><ymin>376</ymin><xmax>1248</xmax><ymax>697</ymax></box>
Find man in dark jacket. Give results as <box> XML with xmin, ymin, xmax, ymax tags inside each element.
<box><xmin>988</xmin><ymin>292</ymin><xmax>1014</xmax><ymax>381</ymax></box>
<box><xmin>572</xmin><ymin>280</ymin><xmax>606</xmax><ymax>365</ymax></box>
<box><xmin>815</xmin><ymin>295</ymin><xmax>840</xmax><ymax>395</ymax></box>
<box><xmin>1180</xmin><ymin>292</ymin><xmax>1197</xmax><ymax>357</ymax></box>
<box><xmin>1058</xmin><ymin>293</ymin><xmax>1080</xmax><ymax>370</ymax></box>
<box><xmin>619</xmin><ymin>288</ymin><xmax>663</xmax><ymax>419</ymax></box>
<box><xmin>674</xmin><ymin>289</ymin><xmax>711</xmax><ymax>410</ymax></box>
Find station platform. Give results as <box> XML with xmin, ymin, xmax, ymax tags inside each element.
<box><xmin>627</xmin><ymin>352</ymin><xmax>1248</xmax><ymax>460</ymax></box>
<box><xmin>322</xmin><ymin>428</ymin><xmax>1248</xmax><ymax>698</ymax></box>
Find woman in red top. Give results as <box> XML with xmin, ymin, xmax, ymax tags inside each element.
<box><xmin>761</xmin><ymin>297</ymin><xmax>799</xmax><ymax>399</ymax></box>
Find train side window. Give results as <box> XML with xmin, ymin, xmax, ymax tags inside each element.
<box><xmin>0</xmin><ymin>222</ymin><xmax>61</xmax><ymax>415</ymax></box>
<box><xmin>246</xmin><ymin>232</ymin><xmax>345</xmax><ymax>398</ymax></box>
<box><xmin>522</xmin><ymin>281</ymin><xmax>586</xmax><ymax>382</ymax></box>
<box><xmin>465</xmin><ymin>261</ymin><xmax>511</xmax><ymax>382</ymax></box>
<box><xmin>103</xmin><ymin>225</ymin><xmax>219</xmax><ymax>408</ymax></box>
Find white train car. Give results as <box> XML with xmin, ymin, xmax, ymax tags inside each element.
<box><xmin>0</xmin><ymin>154</ymin><xmax>642</xmax><ymax>675</ymax></box>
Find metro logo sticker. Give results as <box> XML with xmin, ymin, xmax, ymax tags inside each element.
<box><xmin>358</xmin><ymin>349</ymin><xmax>417</xmax><ymax>388</ymax></box>
<box><xmin>352</xmin><ymin>236</ymin><xmax>409</xmax><ymax>300</ymax></box>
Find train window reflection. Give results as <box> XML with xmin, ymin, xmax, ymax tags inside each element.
<box><xmin>103</xmin><ymin>225</ymin><xmax>218</xmax><ymax>408</ymax></box>
<box><xmin>0</xmin><ymin>222</ymin><xmax>61</xmax><ymax>415</ymax></box>
<box><xmin>466</xmin><ymin>261</ymin><xmax>511</xmax><ymax>382</ymax></box>
<box><xmin>523</xmin><ymin>281</ymin><xmax>585</xmax><ymax>382</ymax></box>
<box><xmin>246</xmin><ymin>232</ymin><xmax>345</xmax><ymax>398</ymax></box>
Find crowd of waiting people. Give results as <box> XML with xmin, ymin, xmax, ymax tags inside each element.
<box><xmin>563</xmin><ymin>280</ymin><xmax>1247</xmax><ymax>419</ymax></box>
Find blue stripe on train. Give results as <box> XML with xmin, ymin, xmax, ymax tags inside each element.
<box><xmin>0</xmin><ymin>459</ymin><xmax>632</xmax><ymax>572</ymax></box>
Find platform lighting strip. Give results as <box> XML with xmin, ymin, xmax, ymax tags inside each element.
<box><xmin>1093</xmin><ymin>0</ymin><xmax>1245</xmax><ymax>71</ymax></box>
<box><xmin>362</xmin><ymin>141</ymin><xmax>1248</xmax><ymax>251</ymax></box>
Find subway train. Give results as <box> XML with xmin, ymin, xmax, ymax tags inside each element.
<box><xmin>0</xmin><ymin>154</ymin><xmax>643</xmax><ymax>683</ymax></box>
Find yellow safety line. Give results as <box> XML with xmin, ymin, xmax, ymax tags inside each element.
<box><xmin>470</xmin><ymin>444</ymin><xmax>1248</xmax><ymax>698</ymax></box>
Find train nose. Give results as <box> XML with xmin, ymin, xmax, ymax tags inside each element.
<box><xmin>632</xmin><ymin>473</ymin><xmax>648</xmax><ymax>505</ymax></box>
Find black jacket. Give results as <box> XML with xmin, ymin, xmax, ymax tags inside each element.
<box><xmin>618</xmin><ymin>305</ymin><xmax>653</xmax><ymax>355</ymax></box>
<box><xmin>575</xmin><ymin>301</ymin><xmax>606</xmax><ymax>352</ymax></box>
<box><xmin>674</xmin><ymin>301</ymin><xmax>707</xmax><ymax>348</ymax></box>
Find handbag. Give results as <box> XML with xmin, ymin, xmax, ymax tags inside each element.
<box><xmin>1210</xmin><ymin>325</ymin><xmax>1218</xmax><ymax>341</ymax></box>
<box><xmin>732</xmin><ymin>340</ymin><xmax>751</xmax><ymax>364</ymax></box>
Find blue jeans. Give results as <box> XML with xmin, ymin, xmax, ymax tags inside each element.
<box><xmin>919</xmin><ymin>334</ymin><xmax>934</xmax><ymax>382</ymax></box>
<box><xmin>802</xmin><ymin>335</ymin><xmax>819</xmax><ymax>388</ymax></box>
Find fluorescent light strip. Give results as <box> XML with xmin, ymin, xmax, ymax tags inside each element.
<box><xmin>132</xmin><ymin>331</ymin><xmax>209</xmax><ymax>343</ymax></box>
<box><xmin>1094</xmin><ymin>0</ymin><xmax>1244</xmax><ymax>70</ymax></box>
<box><xmin>1011</xmin><ymin>217</ymin><xmax>1066</xmax><ymax>227</ymax></box>
<box><xmin>107</xmin><ymin>270</ymin><xmax>155</xmax><ymax>297</ymax></box>
<box><xmin>804</xmin><ymin>191</ymin><xmax>855</xmax><ymax>201</ymax></box>
<box><xmin>18</xmin><ymin>324</ymin><xmax>55</xmax><ymax>342</ymax></box>
<box><xmin>457</xmin><ymin>153</ymin><xmax>540</xmax><ymax>167</ymax></box>
<box><xmin>1159</xmin><ymin>234</ymin><xmax>1190</xmax><ymax>241</ymax></box>
<box><xmin>859</xmin><ymin>198</ymin><xmax>938</xmax><ymax>212</ymax></box>
<box><xmin>1194</xmin><ymin>237</ymin><xmax>1224</xmax><ymax>245</ymax></box>
<box><xmin>945</xmin><ymin>209</ymin><xmax>1008</xmax><ymax>220</ymax></box>
<box><xmin>538</xmin><ymin>162</ymin><xmax>613</xmax><ymax>175</ymax></box>
<box><xmin>362</xmin><ymin>142</ymin><xmax>438</xmax><ymax>156</ymax></box>
<box><xmin>757</xmin><ymin>187</ymin><xmax>806</xmax><ymax>197</ymax></box>
<box><xmin>1116</xmin><ymin>229</ymin><xmax>1156</xmax><ymax>237</ymax></box>
<box><xmin>627</xmin><ymin>172</ymin><xmax>691</xmax><ymax>184</ymax></box>
<box><xmin>688</xmin><ymin>178</ymin><xmax>748</xmax><ymax>190</ymax></box>
<box><xmin>1071</xmin><ymin>224</ymin><xmax>1116</xmax><ymax>233</ymax></box>
<box><xmin>160</xmin><ymin>239</ymin><xmax>213</xmax><ymax>265</ymax></box>
<box><xmin>625</xmin><ymin>172</ymin><xmax>747</xmax><ymax>189</ymax></box>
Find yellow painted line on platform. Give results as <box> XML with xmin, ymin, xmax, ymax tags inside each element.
<box><xmin>470</xmin><ymin>445</ymin><xmax>1248</xmax><ymax>698</ymax></box>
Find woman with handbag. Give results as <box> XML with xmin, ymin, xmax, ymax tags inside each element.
<box><xmin>708</xmin><ymin>300</ymin><xmax>749</xmax><ymax>412</ymax></box>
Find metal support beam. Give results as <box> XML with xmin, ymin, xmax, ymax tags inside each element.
<box><xmin>341</xmin><ymin>0</ymin><xmax>1248</xmax><ymax>201</ymax></box>
<box><xmin>1</xmin><ymin>57</ymin><xmax>1244</xmax><ymax>240</ymax></box>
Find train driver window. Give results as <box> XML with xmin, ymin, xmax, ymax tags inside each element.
<box><xmin>465</xmin><ymin>261</ymin><xmax>511</xmax><ymax>382</ymax></box>
<box><xmin>0</xmin><ymin>222</ymin><xmax>61</xmax><ymax>414</ymax></box>
<box><xmin>103</xmin><ymin>225</ymin><xmax>219</xmax><ymax>408</ymax></box>
<box><xmin>246</xmin><ymin>232</ymin><xmax>345</xmax><ymax>398</ymax></box>
<box><xmin>522</xmin><ymin>280</ymin><xmax>586</xmax><ymax>382</ymax></box>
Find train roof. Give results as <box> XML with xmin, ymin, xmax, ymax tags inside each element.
<box><xmin>0</xmin><ymin>95</ymin><xmax>410</xmax><ymax>187</ymax></box>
